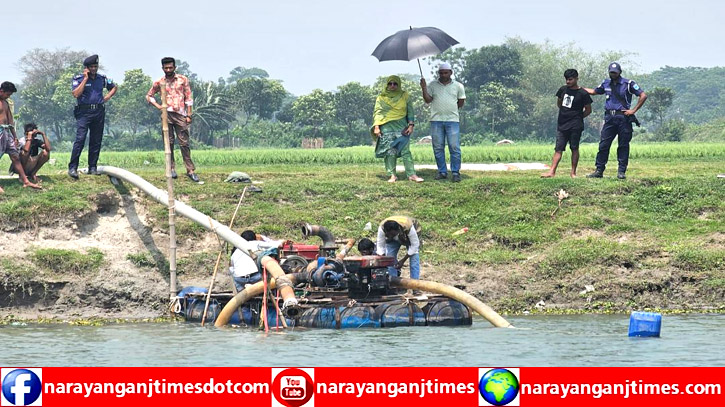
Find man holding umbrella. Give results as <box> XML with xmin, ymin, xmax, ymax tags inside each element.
<box><xmin>420</xmin><ymin>63</ymin><xmax>466</xmax><ymax>182</ymax></box>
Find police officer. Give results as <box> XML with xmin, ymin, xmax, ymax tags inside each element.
<box><xmin>584</xmin><ymin>62</ymin><xmax>647</xmax><ymax>179</ymax></box>
<box><xmin>68</xmin><ymin>55</ymin><xmax>117</xmax><ymax>179</ymax></box>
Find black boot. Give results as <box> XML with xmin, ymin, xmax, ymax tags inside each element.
<box><xmin>586</xmin><ymin>170</ymin><xmax>604</xmax><ymax>178</ymax></box>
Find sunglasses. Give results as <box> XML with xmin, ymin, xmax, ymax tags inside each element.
<box><xmin>387</xmin><ymin>82</ymin><xmax>398</xmax><ymax>86</ymax></box>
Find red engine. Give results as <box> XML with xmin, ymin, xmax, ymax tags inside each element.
<box><xmin>280</xmin><ymin>243</ymin><xmax>321</xmax><ymax>262</ymax></box>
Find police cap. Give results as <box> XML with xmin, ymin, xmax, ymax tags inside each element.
<box><xmin>608</xmin><ymin>62</ymin><xmax>622</xmax><ymax>73</ymax></box>
<box><xmin>84</xmin><ymin>55</ymin><xmax>99</xmax><ymax>67</ymax></box>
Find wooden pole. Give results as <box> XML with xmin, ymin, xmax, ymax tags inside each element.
<box><xmin>160</xmin><ymin>82</ymin><xmax>178</xmax><ymax>305</ymax></box>
<box><xmin>201</xmin><ymin>187</ymin><xmax>248</xmax><ymax>326</ymax></box>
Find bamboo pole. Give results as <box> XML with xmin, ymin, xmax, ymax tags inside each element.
<box><xmin>160</xmin><ymin>83</ymin><xmax>178</xmax><ymax>304</ymax></box>
<box><xmin>201</xmin><ymin>187</ymin><xmax>248</xmax><ymax>326</ymax></box>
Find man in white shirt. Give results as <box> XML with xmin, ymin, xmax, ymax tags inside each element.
<box><xmin>420</xmin><ymin>63</ymin><xmax>466</xmax><ymax>182</ymax></box>
<box><xmin>376</xmin><ymin>216</ymin><xmax>421</xmax><ymax>279</ymax></box>
<box><xmin>229</xmin><ymin>230</ymin><xmax>284</xmax><ymax>290</ymax></box>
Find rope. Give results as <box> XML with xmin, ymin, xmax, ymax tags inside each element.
<box><xmin>200</xmin><ymin>216</ymin><xmax>224</xmax><ymax>326</ymax></box>
<box><xmin>168</xmin><ymin>297</ymin><xmax>181</xmax><ymax>314</ymax></box>
<box><xmin>275</xmin><ymin>288</ymin><xmax>280</xmax><ymax>329</ymax></box>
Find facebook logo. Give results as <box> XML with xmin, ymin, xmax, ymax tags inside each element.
<box><xmin>1</xmin><ymin>368</ymin><xmax>42</xmax><ymax>406</ymax></box>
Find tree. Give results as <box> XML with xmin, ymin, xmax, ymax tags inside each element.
<box><xmin>477</xmin><ymin>82</ymin><xmax>517</xmax><ymax>134</ymax></box>
<box><xmin>464</xmin><ymin>45</ymin><xmax>523</xmax><ymax>89</ymax></box>
<box><xmin>230</xmin><ymin>77</ymin><xmax>288</xmax><ymax>122</ymax></box>
<box><xmin>190</xmin><ymin>80</ymin><xmax>234</xmax><ymax>144</ymax></box>
<box><xmin>333</xmin><ymin>82</ymin><xmax>376</xmax><ymax>131</ymax></box>
<box><xmin>643</xmin><ymin>87</ymin><xmax>675</xmax><ymax>127</ymax></box>
<box><xmin>655</xmin><ymin>119</ymin><xmax>686</xmax><ymax>141</ymax></box>
<box><xmin>15</xmin><ymin>48</ymin><xmax>88</xmax><ymax>140</ymax></box>
<box><xmin>18</xmin><ymin>48</ymin><xmax>88</xmax><ymax>88</ymax></box>
<box><xmin>641</xmin><ymin>66</ymin><xmax>725</xmax><ymax>124</ymax></box>
<box><xmin>275</xmin><ymin>96</ymin><xmax>297</xmax><ymax>123</ymax></box>
<box><xmin>426</xmin><ymin>47</ymin><xmax>468</xmax><ymax>77</ymax></box>
<box><xmin>173</xmin><ymin>59</ymin><xmax>199</xmax><ymax>82</ymax></box>
<box><xmin>108</xmin><ymin>69</ymin><xmax>157</xmax><ymax>145</ymax></box>
<box><xmin>226</xmin><ymin>66</ymin><xmax>269</xmax><ymax>84</ymax></box>
<box><xmin>292</xmin><ymin>89</ymin><xmax>335</xmax><ymax>135</ymax></box>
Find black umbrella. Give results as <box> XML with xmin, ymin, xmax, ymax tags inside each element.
<box><xmin>371</xmin><ymin>26</ymin><xmax>459</xmax><ymax>77</ymax></box>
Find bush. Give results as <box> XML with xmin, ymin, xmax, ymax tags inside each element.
<box><xmin>460</xmin><ymin>132</ymin><xmax>499</xmax><ymax>146</ymax></box>
<box><xmin>655</xmin><ymin>119</ymin><xmax>686</xmax><ymax>142</ymax></box>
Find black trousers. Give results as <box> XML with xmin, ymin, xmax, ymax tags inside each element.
<box><xmin>595</xmin><ymin>115</ymin><xmax>632</xmax><ymax>173</ymax></box>
<box><xmin>69</xmin><ymin>107</ymin><xmax>105</xmax><ymax>170</ymax></box>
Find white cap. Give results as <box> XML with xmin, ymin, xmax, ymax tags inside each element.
<box><xmin>438</xmin><ymin>63</ymin><xmax>452</xmax><ymax>71</ymax></box>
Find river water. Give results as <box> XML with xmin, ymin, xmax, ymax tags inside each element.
<box><xmin>1</xmin><ymin>314</ymin><xmax>723</xmax><ymax>366</ymax></box>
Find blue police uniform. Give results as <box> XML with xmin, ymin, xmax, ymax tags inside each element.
<box><xmin>69</xmin><ymin>72</ymin><xmax>115</xmax><ymax>172</ymax></box>
<box><xmin>593</xmin><ymin>76</ymin><xmax>644</xmax><ymax>174</ymax></box>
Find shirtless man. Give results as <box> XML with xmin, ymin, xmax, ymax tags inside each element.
<box><xmin>0</xmin><ymin>81</ymin><xmax>41</xmax><ymax>192</ymax></box>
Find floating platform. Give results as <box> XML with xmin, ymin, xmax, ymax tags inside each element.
<box><xmin>178</xmin><ymin>288</ymin><xmax>472</xmax><ymax>329</ymax></box>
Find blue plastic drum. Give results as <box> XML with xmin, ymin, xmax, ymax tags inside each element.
<box><xmin>424</xmin><ymin>300</ymin><xmax>472</xmax><ymax>326</ymax></box>
<box><xmin>378</xmin><ymin>302</ymin><xmax>426</xmax><ymax>327</ymax></box>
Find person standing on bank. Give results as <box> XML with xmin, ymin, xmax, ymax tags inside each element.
<box><xmin>371</xmin><ymin>75</ymin><xmax>423</xmax><ymax>183</ymax></box>
<box><xmin>541</xmin><ymin>69</ymin><xmax>592</xmax><ymax>178</ymax></box>
<box><xmin>584</xmin><ymin>62</ymin><xmax>647</xmax><ymax>180</ymax></box>
<box><xmin>420</xmin><ymin>63</ymin><xmax>466</xmax><ymax>182</ymax></box>
<box><xmin>146</xmin><ymin>57</ymin><xmax>200</xmax><ymax>183</ymax></box>
<box><xmin>69</xmin><ymin>55</ymin><xmax>117</xmax><ymax>179</ymax></box>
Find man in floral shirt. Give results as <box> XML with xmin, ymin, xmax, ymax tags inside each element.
<box><xmin>146</xmin><ymin>57</ymin><xmax>200</xmax><ymax>182</ymax></box>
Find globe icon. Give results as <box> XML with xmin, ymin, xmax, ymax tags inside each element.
<box><xmin>479</xmin><ymin>368</ymin><xmax>519</xmax><ymax>406</ymax></box>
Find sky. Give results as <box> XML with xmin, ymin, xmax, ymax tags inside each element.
<box><xmin>3</xmin><ymin>0</ymin><xmax>724</xmax><ymax>96</ymax></box>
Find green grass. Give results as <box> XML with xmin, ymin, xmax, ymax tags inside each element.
<box><xmin>30</xmin><ymin>248</ymin><xmax>104</xmax><ymax>275</ymax></box>
<box><xmin>2</xmin><ymin>148</ymin><xmax>723</xmax><ymax>267</ymax></box>
<box><xmin>0</xmin><ymin>258</ymin><xmax>34</xmax><ymax>280</ymax></box>
<box><xmin>1</xmin><ymin>143</ymin><xmax>723</xmax><ymax>312</ymax></box>
<box><xmin>126</xmin><ymin>253</ymin><xmax>157</xmax><ymax>268</ymax></box>
<box><xmin>538</xmin><ymin>237</ymin><xmax>638</xmax><ymax>276</ymax></box>
<box><xmin>5</xmin><ymin>142</ymin><xmax>722</xmax><ymax>168</ymax></box>
<box><xmin>669</xmin><ymin>244</ymin><xmax>725</xmax><ymax>271</ymax></box>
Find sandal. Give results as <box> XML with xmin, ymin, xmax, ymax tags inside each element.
<box><xmin>387</xmin><ymin>175</ymin><xmax>397</xmax><ymax>183</ymax></box>
<box><xmin>408</xmin><ymin>175</ymin><xmax>424</xmax><ymax>183</ymax></box>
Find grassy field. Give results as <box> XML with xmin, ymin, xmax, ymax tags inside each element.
<box><xmin>7</xmin><ymin>142</ymin><xmax>723</xmax><ymax>167</ymax></box>
<box><xmin>1</xmin><ymin>142</ymin><xmax>723</xmax><ymax>314</ymax></box>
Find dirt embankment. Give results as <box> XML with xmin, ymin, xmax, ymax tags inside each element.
<box><xmin>1</xmin><ymin>190</ymin><xmax>722</xmax><ymax>321</ymax></box>
<box><xmin>0</xmin><ymin>190</ymin><xmax>227</xmax><ymax>321</ymax></box>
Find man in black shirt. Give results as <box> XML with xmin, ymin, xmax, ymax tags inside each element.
<box><xmin>541</xmin><ymin>69</ymin><xmax>592</xmax><ymax>178</ymax></box>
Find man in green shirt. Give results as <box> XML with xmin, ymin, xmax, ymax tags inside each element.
<box><xmin>420</xmin><ymin>63</ymin><xmax>466</xmax><ymax>182</ymax></box>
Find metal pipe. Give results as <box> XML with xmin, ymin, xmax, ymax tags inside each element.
<box><xmin>390</xmin><ymin>277</ymin><xmax>513</xmax><ymax>328</ymax></box>
<box><xmin>301</xmin><ymin>224</ymin><xmax>337</xmax><ymax>249</ymax></box>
